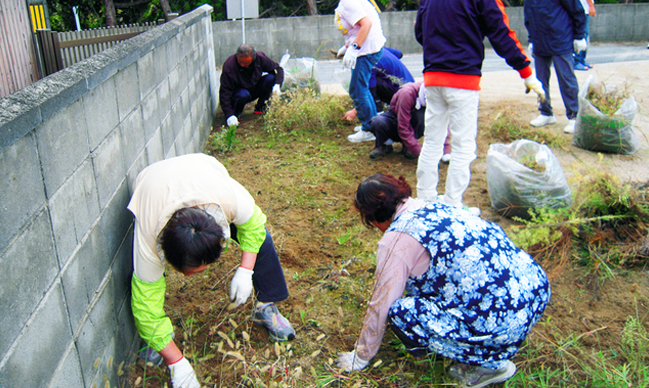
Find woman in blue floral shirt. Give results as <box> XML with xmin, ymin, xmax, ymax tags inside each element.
<box><xmin>336</xmin><ymin>174</ymin><xmax>550</xmax><ymax>388</ymax></box>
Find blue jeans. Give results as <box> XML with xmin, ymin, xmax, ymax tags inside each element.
<box><xmin>349</xmin><ymin>49</ymin><xmax>383</xmax><ymax>132</ymax></box>
<box><xmin>534</xmin><ymin>52</ymin><xmax>579</xmax><ymax>120</ymax></box>
<box><xmin>232</xmin><ymin>74</ymin><xmax>275</xmax><ymax>117</ymax></box>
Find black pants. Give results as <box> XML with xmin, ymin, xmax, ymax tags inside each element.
<box><xmin>231</xmin><ymin>74</ymin><xmax>276</xmax><ymax>117</ymax></box>
<box><xmin>230</xmin><ymin>224</ymin><xmax>289</xmax><ymax>303</ymax></box>
<box><xmin>369</xmin><ymin>107</ymin><xmax>425</xmax><ymax>149</ymax></box>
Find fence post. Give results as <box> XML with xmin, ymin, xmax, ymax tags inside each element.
<box><xmin>36</xmin><ymin>29</ymin><xmax>63</xmax><ymax>76</ymax></box>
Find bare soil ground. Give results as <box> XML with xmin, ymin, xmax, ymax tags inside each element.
<box><xmin>123</xmin><ymin>61</ymin><xmax>649</xmax><ymax>387</ymax></box>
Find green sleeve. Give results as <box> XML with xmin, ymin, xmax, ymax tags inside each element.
<box><xmin>236</xmin><ymin>205</ymin><xmax>267</xmax><ymax>253</ymax></box>
<box><xmin>131</xmin><ymin>274</ymin><xmax>174</xmax><ymax>352</ymax></box>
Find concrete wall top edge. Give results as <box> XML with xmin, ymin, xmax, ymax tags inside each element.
<box><xmin>0</xmin><ymin>5</ymin><xmax>214</xmax><ymax>153</ymax></box>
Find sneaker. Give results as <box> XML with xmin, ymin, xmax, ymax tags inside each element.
<box><xmin>138</xmin><ymin>346</ymin><xmax>164</xmax><ymax>367</ymax></box>
<box><xmin>353</xmin><ymin>125</ymin><xmax>362</xmax><ymax>132</ymax></box>
<box><xmin>441</xmin><ymin>153</ymin><xmax>451</xmax><ymax>163</ymax></box>
<box><xmin>564</xmin><ymin>119</ymin><xmax>576</xmax><ymax>134</ymax></box>
<box><xmin>529</xmin><ymin>114</ymin><xmax>557</xmax><ymax>127</ymax></box>
<box><xmin>403</xmin><ymin>150</ymin><xmax>417</xmax><ymax>160</ymax></box>
<box><xmin>574</xmin><ymin>62</ymin><xmax>589</xmax><ymax>71</ymax></box>
<box><xmin>369</xmin><ymin>145</ymin><xmax>393</xmax><ymax>159</ymax></box>
<box><xmin>348</xmin><ymin>130</ymin><xmax>376</xmax><ymax>143</ymax></box>
<box><xmin>252</xmin><ymin>303</ymin><xmax>296</xmax><ymax>342</ymax></box>
<box><xmin>449</xmin><ymin>361</ymin><xmax>517</xmax><ymax>388</ymax></box>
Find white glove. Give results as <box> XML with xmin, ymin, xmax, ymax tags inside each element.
<box><xmin>168</xmin><ymin>357</ymin><xmax>200</xmax><ymax>388</ymax></box>
<box><xmin>229</xmin><ymin>267</ymin><xmax>254</xmax><ymax>307</ymax></box>
<box><xmin>336</xmin><ymin>45</ymin><xmax>347</xmax><ymax>58</ymax></box>
<box><xmin>415</xmin><ymin>83</ymin><xmax>426</xmax><ymax>110</ymax></box>
<box><xmin>272</xmin><ymin>84</ymin><xmax>281</xmax><ymax>97</ymax></box>
<box><xmin>226</xmin><ymin>115</ymin><xmax>239</xmax><ymax>127</ymax></box>
<box><xmin>335</xmin><ymin>350</ymin><xmax>369</xmax><ymax>372</ymax></box>
<box><xmin>573</xmin><ymin>38</ymin><xmax>588</xmax><ymax>54</ymax></box>
<box><xmin>342</xmin><ymin>45</ymin><xmax>360</xmax><ymax>69</ymax></box>
<box><xmin>528</xmin><ymin>43</ymin><xmax>533</xmax><ymax>56</ymax></box>
<box><xmin>524</xmin><ymin>75</ymin><xmax>546</xmax><ymax>103</ymax></box>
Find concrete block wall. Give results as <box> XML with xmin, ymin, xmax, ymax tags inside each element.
<box><xmin>0</xmin><ymin>5</ymin><xmax>218</xmax><ymax>388</ymax></box>
<box><xmin>211</xmin><ymin>4</ymin><xmax>649</xmax><ymax>66</ymax></box>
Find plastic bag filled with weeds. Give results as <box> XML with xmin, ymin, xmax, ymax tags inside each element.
<box><xmin>487</xmin><ymin>139</ymin><xmax>572</xmax><ymax>220</ymax></box>
<box><xmin>573</xmin><ymin>74</ymin><xmax>638</xmax><ymax>154</ymax></box>
<box><xmin>281</xmin><ymin>56</ymin><xmax>321</xmax><ymax>95</ymax></box>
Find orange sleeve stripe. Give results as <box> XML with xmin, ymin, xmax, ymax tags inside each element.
<box><xmin>495</xmin><ymin>0</ymin><xmax>531</xmax><ymax>62</ymax></box>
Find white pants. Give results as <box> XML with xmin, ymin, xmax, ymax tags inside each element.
<box><xmin>416</xmin><ymin>86</ymin><xmax>479</xmax><ymax>207</ymax></box>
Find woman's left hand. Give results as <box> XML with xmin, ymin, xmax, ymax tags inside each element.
<box><xmin>335</xmin><ymin>350</ymin><xmax>369</xmax><ymax>372</ymax></box>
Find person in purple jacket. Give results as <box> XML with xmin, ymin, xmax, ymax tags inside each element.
<box><xmin>219</xmin><ymin>44</ymin><xmax>284</xmax><ymax>127</ymax></box>
<box><xmin>368</xmin><ymin>82</ymin><xmax>451</xmax><ymax>161</ymax></box>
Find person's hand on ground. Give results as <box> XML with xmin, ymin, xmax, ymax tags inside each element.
<box><xmin>168</xmin><ymin>357</ymin><xmax>200</xmax><ymax>388</ymax></box>
<box><xmin>574</xmin><ymin>38</ymin><xmax>588</xmax><ymax>54</ymax></box>
<box><xmin>343</xmin><ymin>108</ymin><xmax>357</xmax><ymax>122</ymax></box>
<box><xmin>226</xmin><ymin>115</ymin><xmax>239</xmax><ymax>127</ymax></box>
<box><xmin>335</xmin><ymin>350</ymin><xmax>369</xmax><ymax>372</ymax></box>
<box><xmin>524</xmin><ymin>75</ymin><xmax>546</xmax><ymax>103</ymax></box>
<box><xmin>230</xmin><ymin>267</ymin><xmax>254</xmax><ymax>307</ymax></box>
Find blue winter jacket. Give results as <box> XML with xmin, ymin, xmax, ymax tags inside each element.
<box><xmin>415</xmin><ymin>0</ymin><xmax>531</xmax><ymax>80</ymax></box>
<box><xmin>524</xmin><ymin>0</ymin><xmax>586</xmax><ymax>56</ymax></box>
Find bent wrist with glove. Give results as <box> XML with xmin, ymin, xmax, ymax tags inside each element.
<box><xmin>168</xmin><ymin>356</ymin><xmax>200</xmax><ymax>388</ymax></box>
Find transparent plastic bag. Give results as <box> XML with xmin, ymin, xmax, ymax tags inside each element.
<box><xmin>573</xmin><ymin>75</ymin><xmax>638</xmax><ymax>154</ymax></box>
<box><xmin>281</xmin><ymin>56</ymin><xmax>321</xmax><ymax>94</ymax></box>
<box><xmin>487</xmin><ymin>139</ymin><xmax>572</xmax><ymax>220</ymax></box>
<box><xmin>333</xmin><ymin>67</ymin><xmax>352</xmax><ymax>93</ymax></box>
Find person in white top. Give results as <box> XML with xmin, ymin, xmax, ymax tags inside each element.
<box><xmin>127</xmin><ymin>153</ymin><xmax>295</xmax><ymax>388</ymax></box>
<box><xmin>334</xmin><ymin>0</ymin><xmax>386</xmax><ymax>143</ymax></box>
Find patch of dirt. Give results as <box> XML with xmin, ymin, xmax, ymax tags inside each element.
<box><xmin>123</xmin><ymin>61</ymin><xmax>649</xmax><ymax>387</ymax></box>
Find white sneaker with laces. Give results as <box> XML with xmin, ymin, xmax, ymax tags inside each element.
<box><xmin>530</xmin><ymin>114</ymin><xmax>557</xmax><ymax>127</ymax></box>
<box><xmin>348</xmin><ymin>130</ymin><xmax>376</xmax><ymax>143</ymax></box>
<box><xmin>564</xmin><ymin>119</ymin><xmax>576</xmax><ymax>133</ymax></box>
<box><xmin>463</xmin><ymin>206</ymin><xmax>481</xmax><ymax>217</ymax></box>
<box><xmin>353</xmin><ymin>125</ymin><xmax>362</xmax><ymax>132</ymax></box>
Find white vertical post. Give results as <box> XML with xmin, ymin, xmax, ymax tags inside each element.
<box><xmin>241</xmin><ymin>0</ymin><xmax>246</xmax><ymax>43</ymax></box>
<box><xmin>72</xmin><ymin>6</ymin><xmax>81</xmax><ymax>31</ymax></box>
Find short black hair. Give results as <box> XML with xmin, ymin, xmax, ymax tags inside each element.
<box><xmin>159</xmin><ymin>207</ymin><xmax>224</xmax><ymax>272</ymax></box>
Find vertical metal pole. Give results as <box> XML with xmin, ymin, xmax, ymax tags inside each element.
<box><xmin>241</xmin><ymin>0</ymin><xmax>245</xmax><ymax>43</ymax></box>
<box><xmin>72</xmin><ymin>6</ymin><xmax>81</xmax><ymax>31</ymax></box>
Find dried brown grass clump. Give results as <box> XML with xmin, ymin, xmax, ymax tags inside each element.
<box><xmin>586</xmin><ymin>82</ymin><xmax>630</xmax><ymax>115</ymax></box>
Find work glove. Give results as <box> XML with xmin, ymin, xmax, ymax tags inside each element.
<box><xmin>342</xmin><ymin>45</ymin><xmax>360</xmax><ymax>69</ymax></box>
<box><xmin>168</xmin><ymin>357</ymin><xmax>200</xmax><ymax>388</ymax></box>
<box><xmin>573</xmin><ymin>38</ymin><xmax>588</xmax><ymax>54</ymax></box>
<box><xmin>272</xmin><ymin>84</ymin><xmax>281</xmax><ymax>97</ymax></box>
<box><xmin>524</xmin><ymin>75</ymin><xmax>546</xmax><ymax>103</ymax></box>
<box><xmin>528</xmin><ymin>43</ymin><xmax>533</xmax><ymax>56</ymax></box>
<box><xmin>415</xmin><ymin>83</ymin><xmax>426</xmax><ymax>110</ymax></box>
<box><xmin>336</xmin><ymin>45</ymin><xmax>347</xmax><ymax>58</ymax></box>
<box><xmin>226</xmin><ymin>115</ymin><xmax>239</xmax><ymax>127</ymax></box>
<box><xmin>230</xmin><ymin>267</ymin><xmax>254</xmax><ymax>307</ymax></box>
<box><xmin>335</xmin><ymin>350</ymin><xmax>369</xmax><ymax>372</ymax></box>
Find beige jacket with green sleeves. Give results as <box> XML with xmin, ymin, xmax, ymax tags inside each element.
<box><xmin>127</xmin><ymin>153</ymin><xmax>267</xmax><ymax>351</ymax></box>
